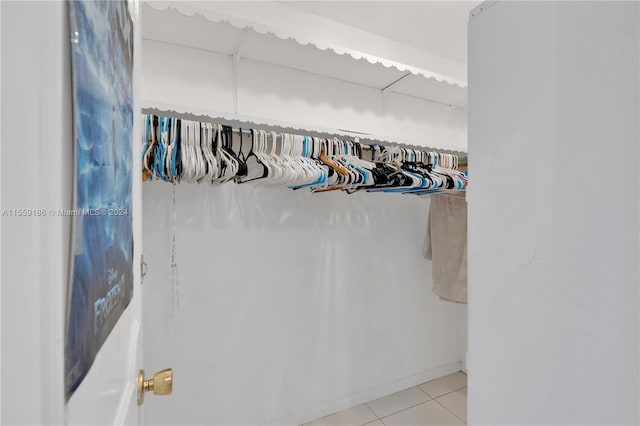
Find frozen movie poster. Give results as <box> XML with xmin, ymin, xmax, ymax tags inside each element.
<box><xmin>65</xmin><ymin>0</ymin><xmax>134</xmax><ymax>401</ymax></box>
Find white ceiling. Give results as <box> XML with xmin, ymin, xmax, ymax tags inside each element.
<box><xmin>279</xmin><ymin>1</ymin><xmax>481</xmax><ymax>64</ymax></box>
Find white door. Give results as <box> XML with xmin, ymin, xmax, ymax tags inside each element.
<box><xmin>65</xmin><ymin>286</ymin><xmax>144</xmax><ymax>426</ymax></box>
<box><xmin>60</xmin><ymin>0</ymin><xmax>160</xmax><ymax>423</ymax></box>
<box><xmin>64</xmin><ymin>1</ymin><xmax>158</xmax><ymax>424</ymax></box>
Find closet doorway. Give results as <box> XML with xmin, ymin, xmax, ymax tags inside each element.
<box><xmin>139</xmin><ymin>2</ymin><xmax>473</xmax><ymax>425</ymax></box>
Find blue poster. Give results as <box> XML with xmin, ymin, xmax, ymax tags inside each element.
<box><xmin>65</xmin><ymin>0</ymin><xmax>134</xmax><ymax>401</ymax></box>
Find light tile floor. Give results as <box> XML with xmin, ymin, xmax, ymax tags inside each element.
<box><xmin>304</xmin><ymin>372</ymin><xmax>467</xmax><ymax>426</ymax></box>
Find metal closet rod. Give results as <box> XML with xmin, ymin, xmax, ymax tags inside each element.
<box><xmin>142</xmin><ymin>108</ymin><xmax>468</xmax><ymax>159</ymax></box>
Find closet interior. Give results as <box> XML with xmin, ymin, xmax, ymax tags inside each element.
<box><xmin>140</xmin><ymin>2</ymin><xmax>470</xmax><ymax>425</ymax></box>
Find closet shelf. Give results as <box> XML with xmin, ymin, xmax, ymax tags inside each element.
<box><xmin>142</xmin><ymin>2</ymin><xmax>468</xmax><ymax>107</ymax></box>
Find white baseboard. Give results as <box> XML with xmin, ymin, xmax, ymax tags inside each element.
<box><xmin>460</xmin><ymin>351</ymin><xmax>468</xmax><ymax>373</ymax></box>
<box><xmin>263</xmin><ymin>361</ymin><xmax>462</xmax><ymax>426</ymax></box>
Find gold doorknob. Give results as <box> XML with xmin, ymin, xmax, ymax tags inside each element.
<box><xmin>138</xmin><ymin>368</ymin><xmax>173</xmax><ymax>405</ymax></box>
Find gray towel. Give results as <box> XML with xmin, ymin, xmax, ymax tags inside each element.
<box><xmin>423</xmin><ymin>193</ymin><xmax>467</xmax><ymax>304</ymax></box>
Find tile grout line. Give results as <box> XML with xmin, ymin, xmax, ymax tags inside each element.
<box><xmin>417</xmin><ymin>385</ymin><xmax>431</xmax><ymax>397</ymax></box>
<box><xmin>376</xmin><ymin>400</ymin><xmax>433</xmax><ymax>424</ymax></box>
<box><xmin>364</xmin><ymin>402</ymin><xmax>379</xmax><ymax>420</ymax></box>
<box><xmin>433</xmin><ymin>398</ymin><xmax>466</xmax><ymax>424</ymax></box>
<box><xmin>419</xmin><ymin>384</ymin><xmax>467</xmax><ymax>400</ymax></box>
<box><xmin>433</xmin><ymin>391</ymin><xmax>466</xmax><ymax>424</ymax></box>
<box><xmin>374</xmin><ymin>398</ymin><xmax>435</xmax><ymax>423</ymax></box>
<box><xmin>362</xmin><ymin>402</ymin><xmax>379</xmax><ymax>425</ymax></box>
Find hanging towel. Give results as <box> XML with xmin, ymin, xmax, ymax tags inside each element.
<box><xmin>423</xmin><ymin>192</ymin><xmax>467</xmax><ymax>304</ymax></box>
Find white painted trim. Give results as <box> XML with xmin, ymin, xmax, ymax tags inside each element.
<box><xmin>263</xmin><ymin>362</ymin><xmax>463</xmax><ymax>426</ymax></box>
<box><xmin>145</xmin><ymin>1</ymin><xmax>467</xmax><ymax>87</ymax></box>
<box><xmin>126</xmin><ymin>319</ymin><xmax>142</xmax><ymax>384</ymax></box>
<box><xmin>0</xmin><ymin>0</ymin><xmax>4</xmax><ymax>419</ymax></box>
<box><xmin>469</xmin><ymin>1</ymin><xmax>497</xmax><ymax>22</ymax></box>
<box><xmin>39</xmin><ymin>2</ymin><xmax>72</xmax><ymax>423</ymax></box>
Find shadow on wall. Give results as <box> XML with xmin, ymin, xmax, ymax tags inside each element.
<box><xmin>140</xmin><ymin>177</ymin><xmax>464</xmax><ymax>426</ymax></box>
<box><xmin>240</xmin><ymin>58</ymin><xmax>466</xmax><ymax>131</ymax></box>
<box><xmin>142</xmin><ymin>39</ymin><xmax>467</xmax><ymax>144</ymax></box>
<box><xmin>143</xmin><ymin>180</ymin><xmax>429</xmax><ymax>233</ymax></box>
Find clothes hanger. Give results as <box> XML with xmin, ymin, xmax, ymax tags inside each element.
<box><xmin>164</xmin><ymin>117</ymin><xmax>178</xmax><ymax>182</ymax></box>
<box><xmin>307</xmin><ymin>136</ymin><xmax>329</xmax><ymax>190</ymax></box>
<box><xmin>364</xmin><ymin>144</ymin><xmax>419</xmax><ymax>192</ymax></box>
<box><xmin>313</xmin><ymin>138</ymin><xmax>352</xmax><ymax>192</ymax></box>
<box><xmin>194</xmin><ymin>121</ymin><xmax>206</xmax><ymax>182</ymax></box>
<box><xmin>265</xmin><ymin>132</ymin><xmax>287</xmax><ymax>186</ymax></box>
<box><xmin>142</xmin><ymin>114</ymin><xmax>156</xmax><ymax>181</ymax></box>
<box><xmin>350</xmin><ymin>141</ymin><xmax>376</xmax><ymax>187</ymax></box>
<box><xmin>284</xmin><ymin>134</ymin><xmax>304</xmax><ymax>187</ymax></box>
<box><xmin>237</xmin><ymin>129</ymin><xmax>270</xmax><ymax>184</ymax></box>
<box><xmin>178</xmin><ymin>119</ymin><xmax>191</xmax><ymax>182</ymax></box>
<box><xmin>189</xmin><ymin>119</ymin><xmax>201</xmax><ymax>182</ymax></box>
<box><xmin>154</xmin><ymin>116</ymin><xmax>169</xmax><ymax>182</ymax></box>
<box><xmin>309</xmin><ymin>136</ymin><xmax>329</xmax><ymax>188</ymax></box>
<box><xmin>295</xmin><ymin>134</ymin><xmax>322</xmax><ymax>187</ymax></box>
<box><xmin>257</xmin><ymin>131</ymin><xmax>279</xmax><ymax>186</ymax></box>
<box><xmin>288</xmin><ymin>134</ymin><xmax>307</xmax><ymax>187</ymax></box>
<box><xmin>401</xmin><ymin>149</ymin><xmax>436</xmax><ymax>191</ymax></box>
<box><xmin>142</xmin><ymin>114</ymin><xmax>152</xmax><ymax>181</ymax></box>
<box><xmin>291</xmin><ymin>133</ymin><xmax>313</xmax><ymax>187</ymax></box>
<box><xmin>255</xmin><ymin>131</ymin><xmax>283</xmax><ymax>187</ymax></box>
<box><xmin>280</xmin><ymin>133</ymin><xmax>304</xmax><ymax>186</ymax></box>
<box><xmin>290</xmin><ymin>135</ymin><xmax>326</xmax><ymax>190</ymax></box>
<box><xmin>211</xmin><ymin>123</ymin><xmax>225</xmax><ymax>185</ymax></box>
<box><xmin>258</xmin><ymin>130</ymin><xmax>278</xmax><ymax>183</ymax></box>
<box><xmin>166</xmin><ymin>117</ymin><xmax>178</xmax><ymax>181</ymax></box>
<box><xmin>214</xmin><ymin>124</ymin><xmax>238</xmax><ymax>184</ymax></box>
<box><xmin>199</xmin><ymin>122</ymin><xmax>217</xmax><ymax>184</ymax></box>
<box><xmin>232</xmin><ymin>127</ymin><xmax>248</xmax><ymax>181</ymax></box>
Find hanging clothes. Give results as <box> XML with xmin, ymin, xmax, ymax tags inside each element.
<box><xmin>423</xmin><ymin>192</ymin><xmax>467</xmax><ymax>304</ymax></box>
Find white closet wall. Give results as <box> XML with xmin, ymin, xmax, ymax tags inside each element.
<box><xmin>1</xmin><ymin>2</ymin><xmax>70</xmax><ymax>424</ymax></box>
<box><xmin>141</xmin><ymin>39</ymin><xmax>467</xmax><ymax>151</ymax></box>
<box><xmin>141</xmin><ymin>7</ymin><xmax>468</xmax><ymax>425</ymax></box>
<box><xmin>143</xmin><ymin>184</ymin><xmax>466</xmax><ymax>425</ymax></box>
<box><xmin>468</xmin><ymin>2</ymin><xmax>639</xmax><ymax>424</ymax></box>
